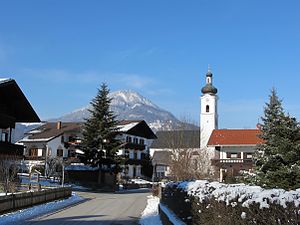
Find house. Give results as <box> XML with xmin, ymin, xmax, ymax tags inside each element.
<box><xmin>116</xmin><ymin>120</ymin><xmax>157</xmax><ymax>178</ymax></box>
<box><xmin>150</xmin><ymin>130</ymin><xmax>199</xmax><ymax>181</ymax></box>
<box><xmin>208</xmin><ymin>129</ymin><xmax>263</xmax><ymax>180</ymax></box>
<box><xmin>19</xmin><ymin>122</ymin><xmax>82</xmax><ymax>172</ymax></box>
<box><xmin>21</xmin><ymin>119</ymin><xmax>157</xmax><ymax>179</ymax></box>
<box><xmin>0</xmin><ymin>78</ymin><xmax>40</xmax><ymax>156</ymax></box>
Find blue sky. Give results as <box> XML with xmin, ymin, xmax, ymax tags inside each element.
<box><xmin>1</xmin><ymin>0</ymin><xmax>300</xmax><ymax>128</ymax></box>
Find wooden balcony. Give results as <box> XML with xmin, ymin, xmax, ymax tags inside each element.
<box><xmin>211</xmin><ymin>158</ymin><xmax>253</xmax><ymax>166</ymax></box>
<box><xmin>24</xmin><ymin>156</ymin><xmax>45</xmax><ymax>161</ymax></box>
<box><xmin>0</xmin><ymin>141</ymin><xmax>24</xmax><ymax>156</ymax></box>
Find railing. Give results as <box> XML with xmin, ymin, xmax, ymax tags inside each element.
<box><xmin>24</xmin><ymin>156</ymin><xmax>46</xmax><ymax>160</ymax></box>
<box><xmin>211</xmin><ymin>158</ymin><xmax>253</xmax><ymax>166</ymax></box>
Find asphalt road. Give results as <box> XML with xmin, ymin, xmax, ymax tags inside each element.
<box><xmin>22</xmin><ymin>190</ymin><xmax>150</xmax><ymax>225</ymax></box>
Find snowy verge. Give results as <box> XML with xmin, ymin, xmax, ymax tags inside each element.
<box><xmin>139</xmin><ymin>195</ymin><xmax>162</xmax><ymax>225</ymax></box>
<box><xmin>0</xmin><ymin>192</ymin><xmax>83</xmax><ymax>225</ymax></box>
<box><xmin>159</xmin><ymin>203</ymin><xmax>186</xmax><ymax>225</ymax></box>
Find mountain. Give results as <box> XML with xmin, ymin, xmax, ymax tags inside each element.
<box><xmin>51</xmin><ymin>90</ymin><xmax>198</xmax><ymax>131</ymax></box>
<box><xmin>13</xmin><ymin>123</ymin><xmax>43</xmax><ymax>142</ymax></box>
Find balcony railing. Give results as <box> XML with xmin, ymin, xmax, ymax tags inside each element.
<box><xmin>0</xmin><ymin>141</ymin><xmax>24</xmax><ymax>155</ymax></box>
<box><xmin>211</xmin><ymin>158</ymin><xmax>253</xmax><ymax>166</ymax></box>
<box><xmin>124</xmin><ymin>142</ymin><xmax>145</xmax><ymax>150</ymax></box>
<box><xmin>24</xmin><ymin>156</ymin><xmax>46</xmax><ymax>160</ymax></box>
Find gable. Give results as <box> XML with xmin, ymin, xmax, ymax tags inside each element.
<box><xmin>126</xmin><ymin>121</ymin><xmax>157</xmax><ymax>139</ymax></box>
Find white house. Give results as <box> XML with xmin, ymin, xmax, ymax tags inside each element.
<box><xmin>19</xmin><ymin>122</ymin><xmax>82</xmax><ymax>172</ymax></box>
<box><xmin>116</xmin><ymin>120</ymin><xmax>157</xmax><ymax>178</ymax></box>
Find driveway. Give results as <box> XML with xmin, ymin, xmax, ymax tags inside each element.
<box><xmin>22</xmin><ymin>189</ymin><xmax>150</xmax><ymax>225</ymax></box>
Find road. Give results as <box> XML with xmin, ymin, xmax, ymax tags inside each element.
<box><xmin>22</xmin><ymin>190</ymin><xmax>150</xmax><ymax>225</ymax></box>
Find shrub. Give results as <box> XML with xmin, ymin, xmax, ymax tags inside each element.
<box><xmin>161</xmin><ymin>180</ymin><xmax>300</xmax><ymax>225</ymax></box>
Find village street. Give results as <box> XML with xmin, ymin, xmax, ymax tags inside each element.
<box><xmin>20</xmin><ymin>190</ymin><xmax>150</xmax><ymax>225</ymax></box>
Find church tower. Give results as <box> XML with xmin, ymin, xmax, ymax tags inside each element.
<box><xmin>200</xmin><ymin>67</ymin><xmax>218</xmax><ymax>149</ymax></box>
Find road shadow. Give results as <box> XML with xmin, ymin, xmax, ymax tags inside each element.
<box><xmin>24</xmin><ymin>215</ymin><xmax>140</xmax><ymax>225</ymax></box>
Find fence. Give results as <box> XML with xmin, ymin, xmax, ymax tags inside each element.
<box><xmin>0</xmin><ymin>187</ymin><xmax>71</xmax><ymax>214</ymax></box>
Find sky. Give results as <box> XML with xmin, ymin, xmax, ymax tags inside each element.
<box><xmin>1</xmin><ymin>0</ymin><xmax>300</xmax><ymax>128</ymax></box>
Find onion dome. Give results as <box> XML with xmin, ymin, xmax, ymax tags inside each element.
<box><xmin>206</xmin><ymin>71</ymin><xmax>213</xmax><ymax>77</ymax></box>
<box><xmin>201</xmin><ymin>83</ymin><xmax>218</xmax><ymax>94</ymax></box>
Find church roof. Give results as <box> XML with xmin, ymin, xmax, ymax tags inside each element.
<box><xmin>152</xmin><ymin>150</ymin><xmax>172</xmax><ymax>165</ymax></box>
<box><xmin>151</xmin><ymin>130</ymin><xmax>200</xmax><ymax>149</ymax></box>
<box><xmin>207</xmin><ymin>129</ymin><xmax>263</xmax><ymax>146</ymax></box>
<box><xmin>201</xmin><ymin>83</ymin><xmax>218</xmax><ymax>94</ymax></box>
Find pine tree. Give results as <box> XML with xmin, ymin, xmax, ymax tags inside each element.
<box><xmin>253</xmin><ymin>88</ymin><xmax>300</xmax><ymax>189</ymax></box>
<box><xmin>82</xmin><ymin>83</ymin><xmax>121</xmax><ymax>172</ymax></box>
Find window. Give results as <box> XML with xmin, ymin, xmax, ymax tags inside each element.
<box><xmin>215</xmin><ymin>146</ymin><xmax>221</xmax><ymax>151</ymax></box>
<box><xmin>134</xmin><ymin>151</ymin><xmax>138</xmax><ymax>159</ymax></box>
<box><xmin>133</xmin><ymin>138</ymin><xmax>138</xmax><ymax>144</ymax></box>
<box><xmin>57</xmin><ymin>149</ymin><xmax>63</xmax><ymax>157</ymax></box>
<box><xmin>206</xmin><ymin>105</ymin><xmax>210</xmax><ymax>113</ymax></box>
<box><xmin>227</xmin><ymin>152</ymin><xmax>241</xmax><ymax>159</ymax></box>
<box><xmin>139</xmin><ymin>139</ymin><xmax>144</xmax><ymax>145</ymax></box>
<box><xmin>245</xmin><ymin>153</ymin><xmax>253</xmax><ymax>159</ymax></box>
<box><xmin>29</xmin><ymin>148</ymin><xmax>38</xmax><ymax>156</ymax></box>
<box><xmin>126</xmin><ymin>136</ymin><xmax>132</xmax><ymax>143</ymax></box>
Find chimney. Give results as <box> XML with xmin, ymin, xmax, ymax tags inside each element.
<box><xmin>57</xmin><ymin>121</ymin><xmax>62</xmax><ymax>130</ymax></box>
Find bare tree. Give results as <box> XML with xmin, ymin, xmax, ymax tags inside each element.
<box><xmin>164</xmin><ymin>116</ymin><xmax>216</xmax><ymax>181</ymax></box>
<box><xmin>45</xmin><ymin>157</ymin><xmax>63</xmax><ymax>179</ymax></box>
<box><xmin>0</xmin><ymin>155</ymin><xmax>20</xmax><ymax>195</ymax></box>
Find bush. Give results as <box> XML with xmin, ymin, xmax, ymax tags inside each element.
<box><xmin>161</xmin><ymin>181</ymin><xmax>300</xmax><ymax>225</ymax></box>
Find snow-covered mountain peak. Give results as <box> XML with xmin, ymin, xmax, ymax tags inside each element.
<box><xmin>47</xmin><ymin>89</ymin><xmax>198</xmax><ymax>132</ymax></box>
<box><xmin>110</xmin><ymin>90</ymin><xmax>159</xmax><ymax>109</ymax></box>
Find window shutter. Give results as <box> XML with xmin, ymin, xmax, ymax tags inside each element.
<box><xmin>237</xmin><ymin>152</ymin><xmax>241</xmax><ymax>158</ymax></box>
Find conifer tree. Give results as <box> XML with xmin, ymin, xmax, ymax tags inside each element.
<box><xmin>82</xmin><ymin>83</ymin><xmax>121</xmax><ymax>172</ymax></box>
<box><xmin>253</xmin><ymin>88</ymin><xmax>300</xmax><ymax>189</ymax></box>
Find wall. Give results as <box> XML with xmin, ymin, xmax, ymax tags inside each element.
<box><xmin>0</xmin><ymin>187</ymin><xmax>71</xmax><ymax>214</ymax></box>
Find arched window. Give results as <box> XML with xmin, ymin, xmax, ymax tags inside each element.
<box><xmin>206</xmin><ymin>105</ymin><xmax>210</xmax><ymax>112</ymax></box>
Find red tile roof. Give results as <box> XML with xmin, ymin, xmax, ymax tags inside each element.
<box><xmin>207</xmin><ymin>129</ymin><xmax>263</xmax><ymax>146</ymax></box>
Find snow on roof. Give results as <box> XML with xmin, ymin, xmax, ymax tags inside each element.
<box><xmin>19</xmin><ymin>135</ymin><xmax>55</xmax><ymax>143</ymax></box>
<box><xmin>117</xmin><ymin>122</ymin><xmax>139</xmax><ymax>132</ymax></box>
<box><xmin>0</xmin><ymin>78</ymin><xmax>12</xmax><ymax>84</ymax></box>
<box><xmin>169</xmin><ymin>180</ymin><xmax>300</xmax><ymax>209</ymax></box>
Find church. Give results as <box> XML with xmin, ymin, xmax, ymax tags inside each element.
<box><xmin>151</xmin><ymin>68</ymin><xmax>263</xmax><ymax>181</ymax></box>
<box><xmin>199</xmin><ymin>68</ymin><xmax>263</xmax><ymax>181</ymax></box>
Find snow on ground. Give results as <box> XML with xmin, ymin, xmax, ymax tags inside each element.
<box><xmin>0</xmin><ymin>192</ymin><xmax>83</xmax><ymax>225</ymax></box>
<box><xmin>139</xmin><ymin>195</ymin><xmax>162</xmax><ymax>225</ymax></box>
<box><xmin>19</xmin><ymin>175</ymin><xmax>61</xmax><ymax>187</ymax></box>
<box><xmin>169</xmin><ymin>180</ymin><xmax>300</xmax><ymax>209</ymax></box>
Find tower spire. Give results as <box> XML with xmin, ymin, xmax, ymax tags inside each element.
<box><xmin>208</xmin><ymin>64</ymin><xmax>211</xmax><ymax>73</ymax></box>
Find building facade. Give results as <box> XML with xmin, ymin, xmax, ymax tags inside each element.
<box><xmin>19</xmin><ymin>122</ymin><xmax>82</xmax><ymax>172</ymax></box>
<box><xmin>116</xmin><ymin>120</ymin><xmax>157</xmax><ymax>178</ymax></box>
